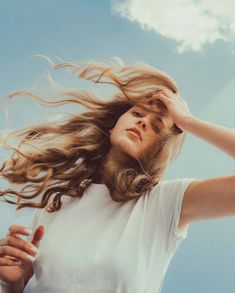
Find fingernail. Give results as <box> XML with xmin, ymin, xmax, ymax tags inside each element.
<box><xmin>24</xmin><ymin>228</ymin><xmax>32</xmax><ymax>235</ymax></box>
<box><xmin>30</xmin><ymin>246</ymin><xmax>39</xmax><ymax>254</ymax></box>
<box><xmin>26</xmin><ymin>255</ymin><xmax>36</xmax><ymax>262</ymax></box>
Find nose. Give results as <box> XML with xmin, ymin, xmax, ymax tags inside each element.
<box><xmin>137</xmin><ymin>119</ymin><xmax>146</xmax><ymax>129</ymax></box>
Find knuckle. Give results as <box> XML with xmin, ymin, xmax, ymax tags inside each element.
<box><xmin>22</xmin><ymin>226</ymin><xmax>28</xmax><ymax>233</ymax></box>
<box><xmin>8</xmin><ymin>224</ymin><xmax>16</xmax><ymax>235</ymax></box>
<box><xmin>22</xmin><ymin>251</ymin><xmax>28</xmax><ymax>260</ymax></box>
<box><xmin>2</xmin><ymin>246</ymin><xmax>7</xmax><ymax>254</ymax></box>
<box><xmin>22</xmin><ymin>241</ymin><xmax>29</xmax><ymax>251</ymax></box>
<box><xmin>3</xmin><ymin>258</ymin><xmax>12</xmax><ymax>265</ymax></box>
<box><xmin>23</xmin><ymin>241</ymin><xmax>34</xmax><ymax>255</ymax></box>
<box><xmin>8</xmin><ymin>226</ymin><xmax>12</xmax><ymax>235</ymax></box>
<box><xmin>14</xmin><ymin>250</ymin><xmax>23</xmax><ymax>261</ymax></box>
<box><xmin>0</xmin><ymin>258</ymin><xmax>8</xmax><ymax>266</ymax></box>
<box><xmin>13</xmin><ymin>237</ymin><xmax>31</xmax><ymax>254</ymax></box>
<box><xmin>7</xmin><ymin>235</ymin><xmax>13</xmax><ymax>245</ymax></box>
<box><xmin>9</xmin><ymin>223</ymin><xmax>16</xmax><ymax>230</ymax></box>
<box><xmin>5</xmin><ymin>237</ymin><xmax>9</xmax><ymax>246</ymax></box>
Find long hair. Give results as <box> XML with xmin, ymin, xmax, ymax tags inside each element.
<box><xmin>0</xmin><ymin>57</ymin><xmax>186</xmax><ymax>213</ymax></box>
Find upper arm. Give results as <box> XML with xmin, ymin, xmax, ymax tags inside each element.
<box><xmin>180</xmin><ymin>175</ymin><xmax>235</xmax><ymax>228</ymax></box>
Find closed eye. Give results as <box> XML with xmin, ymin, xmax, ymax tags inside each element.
<box><xmin>152</xmin><ymin>120</ymin><xmax>163</xmax><ymax>133</ymax></box>
<box><xmin>132</xmin><ymin>111</ymin><xmax>143</xmax><ymax>118</ymax></box>
<box><xmin>152</xmin><ymin>123</ymin><xmax>160</xmax><ymax>132</ymax></box>
<box><xmin>132</xmin><ymin>109</ymin><xmax>164</xmax><ymax>133</ymax></box>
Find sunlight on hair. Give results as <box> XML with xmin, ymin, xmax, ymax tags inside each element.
<box><xmin>0</xmin><ymin>55</ymin><xmax>186</xmax><ymax>213</ymax></box>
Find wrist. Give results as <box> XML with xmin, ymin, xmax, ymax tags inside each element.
<box><xmin>13</xmin><ymin>278</ymin><xmax>24</xmax><ymax>292</ymax></box>
<box><xmin>0</xmin><ymin>278</ymin><xmax>24</xmax><ymax>293</ymax></box>
<box><xmin>178</xmin><ymin>115</ymin><xmax>200</xmax><ymax>132</ymax></box>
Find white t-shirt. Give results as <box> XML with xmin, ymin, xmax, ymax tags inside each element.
<box><xmin>23</xmin><ymin>178</ymin><xmax>195</xmax><ymax>293</ymax></box>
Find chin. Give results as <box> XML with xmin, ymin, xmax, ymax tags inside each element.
<box><xmin>110</xmin><ymin>134</ymin><xmax>141</xmax><ymax>159</ymax></box>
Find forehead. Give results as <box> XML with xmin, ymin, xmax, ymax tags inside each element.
<box><xmin>130</xmin><ymin>104</ymin><xmax>174</xmax><ymax>129</ymax></box>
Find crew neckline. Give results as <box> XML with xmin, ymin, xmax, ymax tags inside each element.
<box><xmin>91</xmin><ymin>182</ymin><xmax>107</xmax><ymax>187</ymax></box>
<box><xmin>90</xmin><ymin>182</ymin><xmax>109</xmax><ymax>190</ymax></box>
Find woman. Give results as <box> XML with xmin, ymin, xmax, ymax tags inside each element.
<box><xmin>0</xmin><ymin>58</ymin><xmax>235</xmax><ymax>293</ymax></box>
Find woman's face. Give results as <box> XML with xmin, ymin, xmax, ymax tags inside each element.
<box><xmin>109</xmin><ymin>104</ymin><xmax>174</xmax><ymax>160</ymax></box>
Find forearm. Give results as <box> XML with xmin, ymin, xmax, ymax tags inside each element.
<box><xmin>181</xmin><ymin>116</ymin><xmax>235</xmax><ymax>159</ymax></box>
<box><xmin>0</xmin><ymin>279</ymin><xmax>24</xmax><ymax>293</ymax></box>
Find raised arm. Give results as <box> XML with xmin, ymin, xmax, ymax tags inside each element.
<box><xmin>152</xmin><ymin>89</ymin><xmax>235</xmax><ymax>160</ymax></box>
<box><xmin>182</xmin><ymin>116</ymin><xmax>235</xmax><ymax>159</ymax></box>
<box><xmin>151</xmin><ymin>90</ymin><xmax>235</xmax><ymax>230</ymax></box>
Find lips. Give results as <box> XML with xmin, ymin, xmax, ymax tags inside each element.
<box><xmin>127</xmin><ymin>128</ymin><xmax>142</xmax><ymax>141</ymax></box>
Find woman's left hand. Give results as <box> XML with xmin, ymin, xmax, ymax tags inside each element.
<box><xmin>149</xmin><ymin>89</ymin><xmax>194</xmax><ymax>130</ymax></box>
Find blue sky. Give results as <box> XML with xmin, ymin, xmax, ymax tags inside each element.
<box><xmin>0</xmin><ymin>1</ymin><xmax>235</xmax><ymax>292</ymax></box>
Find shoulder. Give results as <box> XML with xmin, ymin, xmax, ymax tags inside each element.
<box><xmin>147</xmin><ymin>177</ymin><xmax>195</xmax><ymax>209</ymax></box>
<box><xmin>149</xmin><ymin>177</ymin><xmax>195</xmax><ymax>195</ymax></box>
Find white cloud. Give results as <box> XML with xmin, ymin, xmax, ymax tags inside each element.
<box><xmin>111</xmin><ymin>0</ymin><xmax>235</xmax><ymax>53</ymax></box>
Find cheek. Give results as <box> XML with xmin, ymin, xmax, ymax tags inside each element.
<box><xmin>109</xmin><ymin>116</ymin><xmax>128</xmax><ymax>141</ymax></box>
<box><xmin>109</xmin><ymin>122</ymin><xmax>121</xmax><ymax>139</ymax></box>
<box><xmin>143</xmin><ymin>134</ymin><xmax>160</xmax><ymax>151</ymax></box>
<box><xmin>109</xmin><ymin>126</ymin><xmax>140</xmax><ymax>158</ymax></box>
<box><xmin>109</xmin><ymin>126</ymin><xmax>124</xmax><ymax>147</ymax></box>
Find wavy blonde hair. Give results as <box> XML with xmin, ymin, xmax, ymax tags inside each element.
<box><xmin>0</xmin><ymin>57</ymin><xmax>186</xmax><ymax>213</ymax></box>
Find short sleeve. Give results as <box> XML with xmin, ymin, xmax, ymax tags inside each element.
<box><xmin>158</xmin><ymin>178</ymin><xmax>195</xmax><ymax>252</ymax></box>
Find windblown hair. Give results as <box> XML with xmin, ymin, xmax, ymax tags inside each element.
<box><xmin>0</xmin><ymin>57</ymin><xmax>186</xmax><ymax>213</ymax></box>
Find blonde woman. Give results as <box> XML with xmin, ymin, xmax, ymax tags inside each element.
<box><xmin>0</xmin><ymin>59</ymin><xmax>235</xmax><ymax>293</ymax></box>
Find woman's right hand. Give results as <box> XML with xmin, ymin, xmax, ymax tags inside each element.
<box><xmin>0</xmin><ymin>224</ymin><xmax>44</xmax><ymax>285</ymax></box>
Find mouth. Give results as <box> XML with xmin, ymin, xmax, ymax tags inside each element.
<box><xmin>126</xmin><ymin>128</ymin><xmax>142</xmax><ymax>141</ymax></box>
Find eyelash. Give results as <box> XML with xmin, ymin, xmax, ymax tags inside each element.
<box><xmin>152</xmin><ymin>124</ymin><xmax>160</xmax><ymax>131</ymax></box>
<box><xmin>132</xmin><ymin>111</ymin><xmax>142</xmax><ymax>117</ymax></box>
<box><xmin>132</xmin><ymin>111</ymin><xmax>160</xmax><ymax>132</ymax></box>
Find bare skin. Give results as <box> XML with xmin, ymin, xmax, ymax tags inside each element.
<box><xmin>0</xmin><ymin>225</ymin><xmax>44</xmax><ymax>287</ymax></box>
<box><xmin>107</xmin><ymin>89</ymin><xmax>191</xmax><ymax>163</ymax></box>
<box><xmin>0</xmin><ymin>89</ymin><xmax>191</xmax><ymax>288</ymax></box>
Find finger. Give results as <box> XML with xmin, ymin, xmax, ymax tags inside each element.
<box><xmin>5</xmin><ymin>235</ymin><xmax>39</xmax><ymax>257</ymax></box>
<box><xmin>160</xmin><ymin>90</ymin><xmax>188</xmax><ymax>105</ymax></box>
<box><xmin>156</xmin><ymin>91</ymin><xmax>174</xmax><ymax>100</ymax></box>
<box><xmin>0</xmin><ymin>238</ymin><xmax>8</xmax><ymax>246</ymax></box>
<box><xmin>8</xmin><ymin>225</ymin><xmax>32</xmax><ymax>237</ymax></box>
<box><xmin>31</xmin><ymin>225</ymin><xmax>45</xmax><ymax>247</ymax></box>
<box><xmin>0</xmin><ymin>246</ymin><xmax>36</xmax><ymax>265</ymax></box>
<box><xmin>153</xmin><ymin>89</ymin><xmax>172</xmax><ymax>96</ymax></box>
<box><xmin>147</xmin><ymin>99</ymin><xmax>168</xmax><ymax>113</ymax></box>
<box><xmin>0</xmin><ymin>256</ymin><xmax>22</xmax><ymax>266</ymax></box>
<box><xmin>156</xmin><ymin>90</ymin><xmax>181</xmax><ymax>103</ymax></box>
<box><xmin>151</xmin><ymin>93</ymin><xmax>172</xmax><ymax>106</ymax></box>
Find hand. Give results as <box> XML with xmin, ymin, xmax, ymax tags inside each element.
<box><xmin>149</xmin><ymin>89</ymin><xmax>194</xmax><ymax>131</ymax></box>
<box><xmin>0</xmin><ymin>224</ymin><xmax>44</xmax><ymax>285</ymax></box>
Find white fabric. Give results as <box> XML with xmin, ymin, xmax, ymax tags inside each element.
<box><xmin>23</xmin><ymin>178</ymin><xmax>195</xmax><ymax>293</ymax></box>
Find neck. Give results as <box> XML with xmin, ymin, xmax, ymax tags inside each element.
<box><xmin>98</xmin><ymin>147</ymin><xmax>131</xmax><ymax>184</ymax></box>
